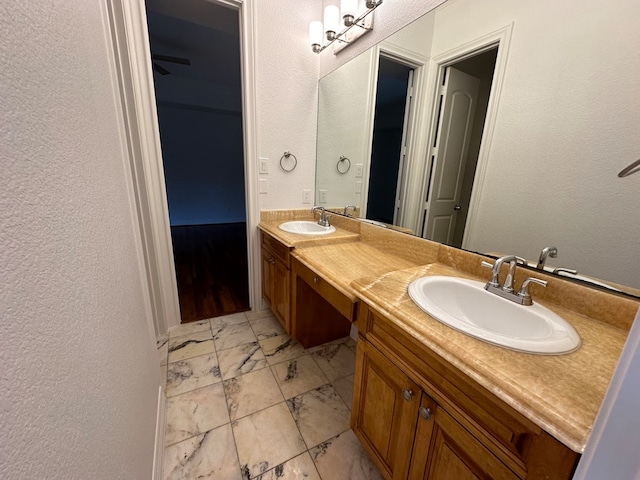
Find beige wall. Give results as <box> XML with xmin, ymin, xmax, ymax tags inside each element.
<box><xmin>0</xmin><ymin>1</ymin><xmax>160</xmax><ymax>478</ymax></box>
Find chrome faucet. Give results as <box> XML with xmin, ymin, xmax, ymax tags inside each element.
<box><xmin>481</xmin><ymin>255</ymin><xmax>547</xmax><ymax>305</ymax></box>
<box><xmin>537</xmin><ymin>246</ymin><xmax>558</xmax><ymax>269</ymax></box>
<box><xmin>343</xmin><ymin>205</ymin><xmax>356</xmax><ymax>216</ymax></box>
<box><xmin>311</xmin><ymin>206</ymin><xmax>330</xmax><ymax>227</ymax></box>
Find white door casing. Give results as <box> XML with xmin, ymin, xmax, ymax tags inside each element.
<box><xmin>406</xmin><ymin>24</ymin><xmax>513</xmax><ymax>244</ymax></box>
<box><xmin>422</xmin><ymin>67</ymin><xmax>480</xmax><ymax>244</ymax></box>
<box><xmin>106</xmin><ymin>0</ymin><xmax>260</xmax><ymax>335</ymax></box>
<box><xmin>364</xmin><ymin>42</ymin><xmax>428</xmax><ymax>226</ymax></box>
<box><xmin>392</xmin><ymin>68</ymin><xmax>415</xmax><ymax>225</ymax></box>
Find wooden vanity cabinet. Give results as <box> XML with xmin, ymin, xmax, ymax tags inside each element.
<box><xmin>351</xmin><ymin>339</ymin><xmax>420</xmax><ymax>479</ymax></box>
<box><xmin>260</xmin><ymin>231</ymin><xmax>292</xmax><ymax>332</ymax></box>
<box><xmin>352</xmin><ymin>302</ymin><xmax>579</xmax><ymax>480</ymax></box>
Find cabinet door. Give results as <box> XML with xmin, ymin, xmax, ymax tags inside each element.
<box><xmin>352</xmin><ymin>341</ymin><xmax>420</xmax><ymax>480</ymax></box>
<box><xmin>261</xmin><ymin>247</ymin><xmax>275</xmax><ymax>307</ymax></box>
<box><xmin>409</xmin><ymin>394</ymin><xmax>519</xmax><ymax>480</ymax></box>
<box><xmin>273</xmin><ymin>258</ymin><xmax>290</xmax><ymax>330</ymax></box>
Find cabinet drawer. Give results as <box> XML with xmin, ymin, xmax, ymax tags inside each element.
<box><xmin>293</xmin><ymin>258</ymin><xmax>355</xmax><ymax>321</ymax></box>
<box><xmin>261</xmin><ymin>231</ymin><xmax>290</xmax><ymax>266</ymax></box>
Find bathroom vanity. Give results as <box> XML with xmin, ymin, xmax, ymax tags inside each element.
<box><xmin>352</xmin><ymin>302</ymin><xmax>577</xmax><ymax>479</ymax></box>
<box><xmin>258</xmin><ymin>210</ymin><xmax>638</xmax><ymax>479</ymax></box>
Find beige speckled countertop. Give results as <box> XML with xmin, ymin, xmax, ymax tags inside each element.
<box><xmin>258</xmin><ymin>209</ymin><xmax>639</xmax><ymax>453</ymax></box>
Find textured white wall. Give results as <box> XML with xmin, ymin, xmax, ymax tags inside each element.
<box><xmin>429</xmin><ymin>0</ymin><xmax>640</xmax><ymax>288</ymax></box>
<box><xmin>255</xmin><ymin>0</ymin><xmax>322</xmax><ymax>209</ymax></box>
<box><xmin>0</xmin><ymin>2</ymin><xmax>160</xmax><ymax>478</ymax></box>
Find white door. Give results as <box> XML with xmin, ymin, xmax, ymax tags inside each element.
<box><xmin>422</xmin><ymin>67</ymin><xmax>480</xmax><ymax>244</ymax></box>
<box><xmin>393</xmin><ymin>69</ymin><xmax>414</xmax><ymax>225</ymax></box>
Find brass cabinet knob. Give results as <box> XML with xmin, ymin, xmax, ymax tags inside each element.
<box><xmin>402</xmin><ymin>388</ymin><xmax>413</xmax><ymax>401</ymax></box>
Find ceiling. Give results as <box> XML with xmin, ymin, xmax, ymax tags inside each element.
<box><xmin>145</xmin><ymin>0</ymin><xmax>241</xmax><ymax>89</ymax></box>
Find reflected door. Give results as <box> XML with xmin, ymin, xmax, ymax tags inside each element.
<box><xmin>423</xmin><ymin>67</ymin><xmax>480</xmax><ymax>245</ymax></box>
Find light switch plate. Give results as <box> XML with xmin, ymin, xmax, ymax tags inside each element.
<box><xmin>259</xmin><ymin>178</ymin><xmax>268</xmax><ymax>194</ymax></box>
<box><xmin>302</xmin><ymin>189</ymin><xmax>311</xmax><ymax>204</ymax></box>
<box><xmin>319</xmin><ymin>189</ymin><xmax>327</xmax><ymax>203</ymax></box>
<box><xmin>259</xmin><ymin>157</ymin><xmax>269</xmax><ymax>174</ymax></box>
<box><xmin>355</xmin><ymin>181</ymin><xmax>362</xmax><ymax>194</ymax></box>
<box><xmin>355</xmin><ymin>163</ymin><xmax>363</xmax><ymax>178</ymax></box>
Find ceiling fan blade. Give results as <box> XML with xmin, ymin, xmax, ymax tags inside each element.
<box><xmin>153</xmin><ymin>62</ymin><xmax>170</xmax><ymax>75</ymax></box>
<box><xmin>152</xmin><ymin>54</ymin><xmax>191</xmax><ymax>66</ymax></box>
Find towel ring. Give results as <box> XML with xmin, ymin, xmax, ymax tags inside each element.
<box><xmin>336</xmin><ymin>156</ymin><xmax>351</xmax><ymax>174</ymax></box>
<box><xmin>618</xmin><ymin>158</ymin><xmax>640</xmax><ymax>178</ymax></box>
<box><xmin>279</xmin><ymin>151</ymin><xmax>297</xmax><ymax>172</ymax></box>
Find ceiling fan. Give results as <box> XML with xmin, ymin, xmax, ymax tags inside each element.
<box><xmin>151</xmin><ymin>53</ymin><xmax>191</xmax><ymax>76</ymax></box>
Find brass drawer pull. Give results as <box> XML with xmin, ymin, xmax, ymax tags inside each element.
<box><xmin>313</xmin><ymin>276</ymin><xmax>320</xmax><ymax>284</ymax></box>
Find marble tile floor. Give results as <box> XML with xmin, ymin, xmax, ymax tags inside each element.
<box><xmin>157</xmin><ymin>311</ymin><xmax>383</xmax><ymax>480</ymax></box>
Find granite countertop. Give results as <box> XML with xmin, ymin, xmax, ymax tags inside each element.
<box><xmin>350</xmin><ymin>263</ymin><xmax>629</xmax><ymax>453</ymax></box>
<box><xmin>291</xmin><ymin>242</ymin><xmax>421</xmax><ymax>302</ymax></box>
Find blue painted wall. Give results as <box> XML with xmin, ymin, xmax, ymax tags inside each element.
<box><xmin>158</xmin><ymin>105</ymin><xmax>246</xmax><ymax>226</ymax></box>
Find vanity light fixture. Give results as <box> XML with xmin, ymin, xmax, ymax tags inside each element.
<box><xmin>309</xmin><ymin>0</ymin><xmax>382</xmax><ymax>54</ymax></box>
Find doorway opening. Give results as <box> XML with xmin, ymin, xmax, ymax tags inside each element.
<box><xmin>146</xmin><ymin>0</ymin><xmax>250</xmax><ymax>322</ymax></box>
<box><xmin>421</xmin><ymin>46</ymin><xmax>498</xmax><ymax>248</ymax></box>
<box><xmin>367</xmin><ymin>56</ymin><xmax>414</xmax><ymax>225</ymax></box>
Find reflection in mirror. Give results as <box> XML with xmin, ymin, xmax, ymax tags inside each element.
<box><xmin>316</xmin><ymin>0</ymin><xmax>640</xmax><ymax>297</ymax></box>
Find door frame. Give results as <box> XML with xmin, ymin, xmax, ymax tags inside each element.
<box><xmin>361</xmin><ymin>43</ymin><xmax>428</xmax><ymax>224</ymax></box>
<box><xmin>411</xmin><ymin>24</ymin><xmax>513</xmax><ymax>246</ymax></box>
<box><xmin>106</xmin><ymin>0</ymin><xmax>260</xmax><ymax>335</ymax></box>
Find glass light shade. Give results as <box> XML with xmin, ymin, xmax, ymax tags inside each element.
<box><xmin>341</xmin><ymin>0</ymin><xmax>358</xmax><ymax>18</ymax></box>
<box><xmin>309</xmin><ymin>20</ymin><xmax>323</xmax><ymax>46</ymax></box>
<box><xmin>324</xmin><ymin>5</ymin><xmax>340</xmax><ymax>34</ymax></box>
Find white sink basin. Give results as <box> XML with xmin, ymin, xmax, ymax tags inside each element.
<box><xmin>278</xmin><ymin>221</ymin><xmax>336</xmax><ymax>235</ymax></box>
<box><xmin>408</xmin><ymin>276</ymin><xmax>580</xmax><ymax>355</ymax></box>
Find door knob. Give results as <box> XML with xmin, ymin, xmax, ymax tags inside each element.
<box><xmin>453</xmin><ymin>205</ymin><xmax>462</xmax><ymax>211</ymax></box>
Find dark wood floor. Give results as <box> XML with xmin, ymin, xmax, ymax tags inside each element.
<box><xmin>171</xmin><ymin>223</ymin><xmax>250</xmax><ymax>323</ymax></box>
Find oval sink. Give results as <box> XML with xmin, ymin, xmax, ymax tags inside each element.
<box><xmin>278</xmin><ymin>221</ymin><xmax>336</xmax><ymax>235</ymax></box>
<box><xmin>407</xmin><ymin>276</ymin><xmax>580</xmax><ymax>355</ymax></box>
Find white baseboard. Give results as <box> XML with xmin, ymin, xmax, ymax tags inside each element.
<box><xmin>152</xmin><ymin>386</ymin><xmax>166</xmax><ymax>480</ymax></box>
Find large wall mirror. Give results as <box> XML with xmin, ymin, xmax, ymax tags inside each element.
<box><xmin>316</xmin><ymin>0</ymin><xmax>640</xmax><ymax>297</ymax></box>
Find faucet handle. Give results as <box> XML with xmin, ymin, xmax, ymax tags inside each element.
<box><xmin>480</xmin><ymin>260</ymin><xmax>500</xmax><ymax>287</ymax></box>
<box><xmin>515</xmin><ymin>256</ymin><xmax>527</xmax><ymax>266</ymax></box>
<box><xmin>517</xmin><ymin>277</ymin><xmax>548</xmax><ymax>305</ymax></box>
<box><xmin>553</xmin><ymin>267</ymin><xmax>578</xmax><ymax>275</ymax></box>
